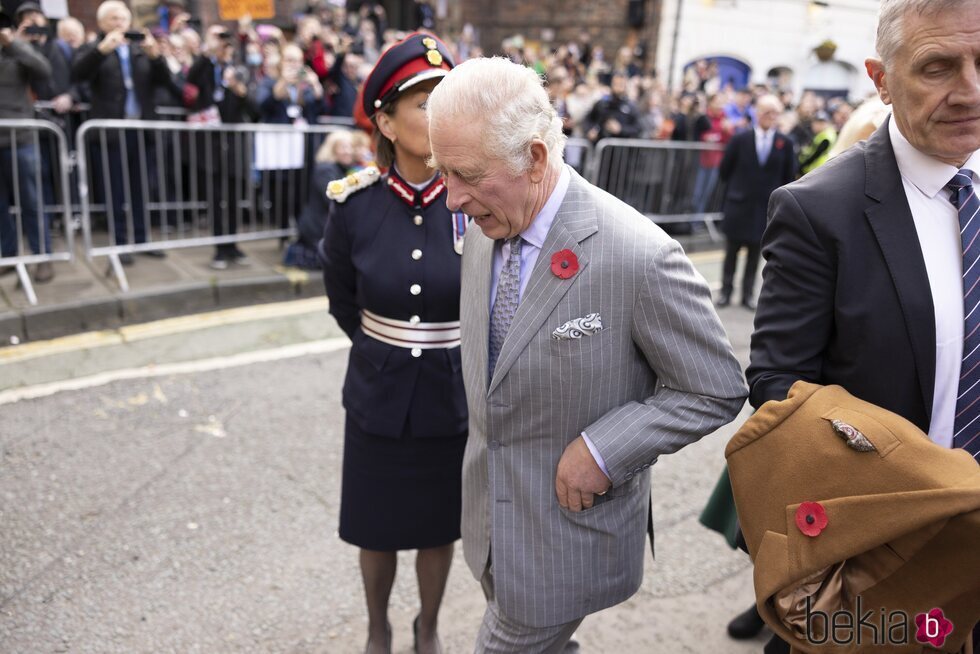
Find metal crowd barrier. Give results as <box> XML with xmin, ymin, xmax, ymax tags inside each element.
<box><xmin>563</xmin><ymin>137</ymin><xmax>593</xmax><ymax>177</ymax></box>
<box><xmin>76</xmin><ymin>120</ymin><xmax>347</xmax><ymax>291</ymax></box>
<box><xmin>590</xmin><ymin>138</ymin><xmax>727</xmax><ymax>240</ymax></box>
<box><xmin>0</xmin><ymin>119</ymin><xmax>74</xmax><ymax>305</ymax></box>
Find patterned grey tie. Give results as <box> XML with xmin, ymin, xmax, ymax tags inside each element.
<box><xmin>488</xmin><ymin>237</ymin><xmax>523</xmax><ymax>377</ymax></box>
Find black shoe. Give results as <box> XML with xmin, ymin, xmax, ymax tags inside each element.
<box><xmin>742</xmin><ymin>297</ymin><xmax>757</xmax><ymax>310</ymax></box>
<box><xmin>728</xmin><ymin>604</ymin><xmax>766</xmax><ymax>639</ymax></box>
<box><xmin>139</xmin><ymin>249</ymin><xmax>167</xmax><ymax>258</ymax></box>
<box><xmin>715</xmin><ymin>293</ymin><xmax>731</xmax><ymax>308</ymax></box>
<box><xmin>119</xmin><ymin>253</ymin><xmax>134</xmax><ymax>266</ymax></box>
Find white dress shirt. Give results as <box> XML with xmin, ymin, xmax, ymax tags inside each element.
<box><xmin>890</xmin><ymin>117</ymin><xmax>980</xmax><ymax>447</ymax></box>
<box><xmin>755</xmin><ymin>126</ymin><xmax>774</xmax><ymax>164</ymax></box>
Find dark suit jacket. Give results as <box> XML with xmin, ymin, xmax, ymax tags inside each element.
<box><xmin>747</xmin><ymin>118</ymin><xmax>935</xmax><ymax>433</ymax></box>
<box><xmin>70</xmin><ymin>39</ymin><xmax>172</xmax><ymax>120</ymax></box>
<box><xmin>718</xmin><ymin>128</ymin><xmax>796</xmax><ymax>243</ymax></box>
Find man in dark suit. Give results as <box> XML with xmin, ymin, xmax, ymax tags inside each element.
<box><xmin>747</xmin><ymin>0</ymin><xmax>979</xmax><ymax>650</ymax></box>
<box><xmin>71</xmin><ymin>0</ymin><xmax>172</xmax><ymax>260</ymax></box>
<box><xmin>716</xmin><ymin>95</ymin><xmax>796</xmax><ymax>309</ymax></box>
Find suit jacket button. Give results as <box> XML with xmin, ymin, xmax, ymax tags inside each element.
<box><xmin>411</xmin><ymin>348</ymin><xmax>422</xmax><ymax>358</ymax></box>
<box><xmin>488</xmin><ymin>440</ymin><xmax>501</xmax><ymax>450</ymax></box>
<box><xmin>624</xmin><ymin>472</ymin><xmax>634</xmax><ymax>481</ymax></box>
<box><xmin>410</xmin><ymin>284</ymin><xmax>421</xmax><ymax>295</ymax></box>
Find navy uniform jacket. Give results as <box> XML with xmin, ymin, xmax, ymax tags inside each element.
<box><xmin>318</xmin><ymin>169</ymin><xmax>467</xmax><ymax>439</ymax></box>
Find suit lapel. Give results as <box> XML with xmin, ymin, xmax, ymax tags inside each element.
<box><xmin>487</xmin><ymin>169</ymin><xmax>598</xmax><ymax>396</ymax></box>
<box><xmin>462</xmin><ymin>225</ymin><xmax>494</xmax><ymax>398</ymax></box>
<box><xmin>863</xmin><ymin>118</ymin><xmax>936</xmax><ymax>421</ymax></box>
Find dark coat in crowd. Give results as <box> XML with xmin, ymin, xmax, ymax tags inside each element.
<box><xmin>298</xmin><ymin>161</ymin><xmax>343</xmax><ymax>248</ymax></box>
<box><xmin>0</xmin><ymin>39</ymin><xmax>51</xmax><ymax>147</ymax></box>
<box><xmin>718</xmin><ymin>128</ymin><xmax>796</xmax><ymax>243</ymax></box>
<box><xmin>71</xmin><ymin>37</ymin><xmax>172</xmax><ymax>120</ymax></box>
<box><xmin>585</xmin><ymin>93</ymin><xmax>642</xmax><ymax>141</ymax></box>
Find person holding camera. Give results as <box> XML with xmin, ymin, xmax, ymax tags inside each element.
<box><xmin>71</xmin><ymin>0</ymin><xmax>173</xmax><ymax>262</ymax></box>
<box><xmin>0</xmin><ymin>5</ymin><xmax>53</xmax><ymax>281</ymax></box>
<box><xmin>256</xmin><ymin>43</ymin><xmax>324</xmax><ymax>236</ymax></box>
<box><xmin>185</xmin><ymin>25</ymin><xmax>259</xmax><ymax>269</ymax></box>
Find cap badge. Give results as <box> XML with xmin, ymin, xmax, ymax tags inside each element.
<box><xmin>426</xmin><ymin>49</ymin><xmax>443</xmax><ymax>66</ymax></box>
<box><xmin>831</xmin><ymin>419</ymin><xmax>876</xmax><ymax>452</ymax></box>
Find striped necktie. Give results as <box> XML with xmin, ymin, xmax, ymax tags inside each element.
<box><xmin>949</xmin><ymin>168</ymin><xmax>980</xmax><ymax>459</ymax></box>
<box><xmin>488</xmin><ymin>237</ymin><xmax>523</xmax><ymax>378</ymax></box>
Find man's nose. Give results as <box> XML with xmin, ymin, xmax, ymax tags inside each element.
<box><xmin>444</xmin><ymin>177</ymin><xmax>467</xmax><ymax>212</ymax></box>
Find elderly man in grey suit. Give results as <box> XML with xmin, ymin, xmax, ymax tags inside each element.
<box><xmin>427</xmin><ymin>57</ymin><xmax>747</xmax><ymax>653</ymax></box>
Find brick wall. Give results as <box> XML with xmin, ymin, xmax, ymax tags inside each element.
<box><xmin>448</xmin><ymin>0</ymin><xmax>663</xmax><ymax>74</ymax></box>
<box><xmin>65</xmin><ymin>0</ymin><xmax>663</xmax><ymax>74</ymax></box>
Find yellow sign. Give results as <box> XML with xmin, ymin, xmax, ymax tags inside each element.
<box><xmin>218</xmin><ymin>0</ymin><xmax>275</xmax><ymax>20</ymax></box>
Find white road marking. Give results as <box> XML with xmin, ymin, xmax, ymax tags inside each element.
<box><xmin>0</xmin><ymin>338</ymin><xmax>350</xmax><ymax>405</ymax></box>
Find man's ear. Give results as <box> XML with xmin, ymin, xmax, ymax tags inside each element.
<box><xmin>528</xmin><ymin>138</ymin><xmax>550</xmax><ymax>184</ymax></box>
<box><xmin>375</xmin><ymin>111</ymin><xmax>396</xmax><ymax>143</ymax></box>
<box><xmin>865</xmin><ymin>58</ymin><xmax>892</xmax><ymax>105</ymax></box>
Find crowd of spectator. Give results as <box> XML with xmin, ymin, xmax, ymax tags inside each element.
<box><xmin>1</xmin><ymin>0</ymin><xmax>866</xmax><ymax>279</ymax></box>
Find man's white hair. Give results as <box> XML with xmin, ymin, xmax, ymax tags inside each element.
<box><xmin>427</xmin><ymin>57</ymin><xmax>566</xmax><ymax>175</ymax></box>
<box><xmin>96</xmin><ymin>0</ymin><xmax>130</xmax><ymax>24</ymax></box>
<box><xmin>875</xmin><ymin>0</ymin><xmax>968</xmax><ymax>64</ymax></box>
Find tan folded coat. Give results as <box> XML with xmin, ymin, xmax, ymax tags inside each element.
<box><xmin>727</xmin><ymin>382</ymin><xmax>980</xmax><ymax>653</ymax></box>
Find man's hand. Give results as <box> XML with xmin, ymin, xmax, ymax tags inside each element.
<box><xmin>52</xmin><ymin>93</ymin><xmax>73</xmax><ymax>114</ymax></box>
<box><xmin>0</xmin><ymin>28</ymin><xmax>13</xmax><ymax>47</ymax></box>
<box><xmin>141</xmin><ymin>30</ymin><xmax>160</xmax><ymax>59</ymax></box>
<box><xmin>604</xmin><ymin>118</ymin><xmax>622</xmax><ymax>135</ymax></box>
<box><xmin>98</xmin><ymin>29</ymin><xmax>126</xmax><ymax>55</ymax></box>
<box><xmin>555</xmin><ymin>436</ymin><xmax>611</xmax><ymax>512</ymax></box>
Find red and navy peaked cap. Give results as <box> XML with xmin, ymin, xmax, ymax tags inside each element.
<box><xmin>361</xmin><ymin>32</ymin><xmax>455</xmax><ymax>119</ymax></box>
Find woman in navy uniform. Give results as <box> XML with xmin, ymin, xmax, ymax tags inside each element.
<box><xmin>317</xmin><ymin>34</ymin><xmax>465</xmax><ymax>654</ymax></box>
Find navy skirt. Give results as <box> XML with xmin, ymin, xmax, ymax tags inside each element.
<box><xmin>338</xmin><ymin>416</ymin><xmax>467</xmax><ymax>551</ymax></box>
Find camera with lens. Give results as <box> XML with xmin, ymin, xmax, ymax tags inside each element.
<box><xmin>124</xmin><ymin>30</ymin><xmax>145</xmax><ymax>42</ymax></box>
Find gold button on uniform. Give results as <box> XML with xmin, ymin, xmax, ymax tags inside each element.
<box><xmin>411</xmin><ymin>249</ymin><xmax>422</xmax><ymax>260</ymax></box>
<box><xmin>414</xmin><ymin>215</ymin><xmax>423</xmax><ymax>225</ymax></box>
<box><xmin>411</xmin><ymin>348</ymin><xmax>422</xmax><ymax>358</ymax></box>
<box><xmin>410</xmin><ymin>284</ymin><xmax>421</xmax><ymax>295</ymax></box>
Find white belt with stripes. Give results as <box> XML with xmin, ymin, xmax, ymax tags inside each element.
<box><xmin>361</xmin><ymin>309</ymin><xmax>461</xmax><ymax>349</ymax></box>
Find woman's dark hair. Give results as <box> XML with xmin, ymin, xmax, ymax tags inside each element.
<box><xmin>371</xmin><ymin>101</ymin><xmax>397</xmax><ymax>169</ymax></box>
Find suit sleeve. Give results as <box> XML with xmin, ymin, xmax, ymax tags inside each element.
<box><xmin>318</xmin><ymin>201</ymin><xmax>360</xmax><ymax>339</ymax></box>
<box><xmin>781</xmin><ymin>139</ymin><xmax>797</xmax><ymax>185</ymax></box>
<box><xmin>719</xmin><ymin>135</ymin><xmax>739</xmax><ymax>182</ymax></box>
<box><xmin>71</xmin><ymin>43</ymin><xmax>105</xmax><ymax>82</ymax></box>
<box><xmin>745</xmin><ymin>187</ymin><xmax>835</xmax><ymax>409</ymax></box>
<box><xmin>4</xmin><ymin>40</ymin><xmax>51</xmax><ymax>80</ymax></box>
<box><xmin>585</xmin><ymin>240</ymin><xmax>748</xmax><ymax>486</ymax></box>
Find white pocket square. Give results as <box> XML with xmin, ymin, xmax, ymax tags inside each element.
<box><xmin>552</xmin><ymin>313</ymin><xmax>603</xmax><ymax>340</ymax></box>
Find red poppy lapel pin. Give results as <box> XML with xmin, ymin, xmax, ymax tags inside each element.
<box><xmin>551</xmin><ymin>249</ymin><xmax>579</xmax><ymax>279</ymax></box>
<box><xmin>795</xmin><ymin>502</ymin><xmax>828</xmax><ymax>537</ymax></box>
<box><xmin>775</xmin><ymin>138</ymin><xmax>785</xmax><ymax>150</ymax></box>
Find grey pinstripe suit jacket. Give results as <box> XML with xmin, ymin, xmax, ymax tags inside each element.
<box><xmin>459</xmin><ymin>167</ymin><xmax>748</xmax><ymax>628</ymax></box>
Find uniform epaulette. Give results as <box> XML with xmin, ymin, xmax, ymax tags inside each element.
<box><xmin>326</xmin><ymin>165</ymin><xmax>381</xmax><ymax>203</ymax></box>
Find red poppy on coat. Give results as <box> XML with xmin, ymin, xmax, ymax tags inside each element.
<box><xmin>551</xmin><ymin>249</ymin><xmax>579</xmax><ymax>279</ymax></box>
<box><xmin>775</xmin><ymin>138</ymin><xmax>785</xmax><ymax>150</ymax></box>
<box><xmin>795</xmin><ymin>502</ymin><xmax>828</xmax><ymax>537</ymax></box>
